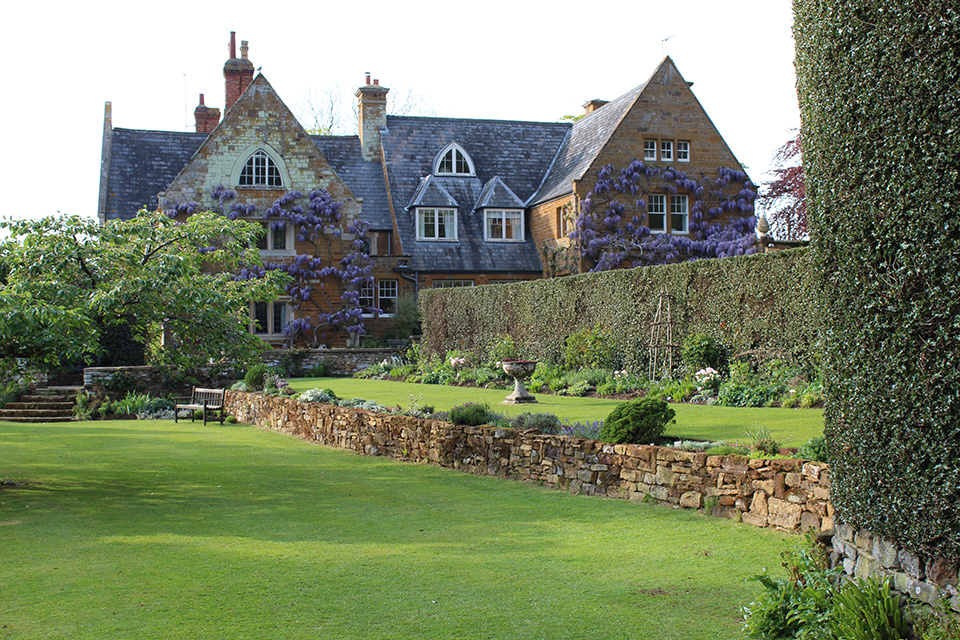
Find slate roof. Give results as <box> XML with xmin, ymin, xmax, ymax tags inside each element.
<box><xmin>103</xmin><ymin>128</ymin><xmax>206</xmax><ymax>220</ymax></box>
<box><xmin>528</xmin><ymin>80</ymin><xmax>648</xmax><ymax>206</ymax></box>
<box><xmin>381</xmin><ymin>115</ymin><xmax>570</xmax><ymax>273</ymax></box>
<box><xmin>475</xmin><ymin>177</ymin><xmax>525</xmax><ymax>210</ymax></box>
<box><xmin>311</xmin><ymin>136</ymin><xmax>393</xmax><ymax>230</ymax></box>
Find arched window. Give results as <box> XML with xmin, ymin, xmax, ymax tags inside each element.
<box><xmin>239</xmin><ymin>150</ymin><xmax>283</xmax><ymax>187</ymax></box>
<box><xmin>434</xmin><ymin>143</ymin><xmax>475</xmax><ymax>176</ymax></box>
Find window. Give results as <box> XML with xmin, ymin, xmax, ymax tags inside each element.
<box><xmin>250</xmin><ymin>300</ymin><xmax>290</xmax><ymax>336</ymax></box>
<box><xmin>555</xmin><ymin>206</ymin><xmax>572</xmax><ymax>238</ymax></box>
<box><xmin>670</xmin><ymin>195</ymin><xmax>688</xmax><ymax>233</ymax></box>
<box><xmin>254</xmin><ymin>223</ymin><xmax>293</xmax><ymax>254</ymax></box>
<box><xmin>648</xmin><ymin>195</ymin><xmax>666</xmax><ymax>233</ymax></box>
<box><xmin>660</xmin><ymin>141</ymin><xmax>673</xmax><ymax>162</ymax></box>
<box><xmin>485</xmin><ymin>209</ymin><xmax>524</xmax><ymax>241</ymax></box>
<box><xmin>378</xmin><ymin>280</ymin><xmax>398</xmax><ymax>315</ymax></box>
<box><xmin>358</xmin><ymin>283</ymin><xmax>375</xmax><ymax>314</ymax></box>
<box><xmin>644</xmin><ymin>140</ymin><xmax>657</xmax><ymax>161</ymax></box>
<box><xmin>432</xmin><ymin>280</ymin><xmax>474</xmax><ymax>288</ymax></box>
<box><xmin>239</xmin><ymin>150</ymin><xmax>283</xmax><ymax>187</ymax></box>
<box><xmin>358</xmin><ymin>279</ymin><xmax>399</xmax><ymax>316</ymax></box>
<box><xmin>677</xmin><ymin>141</ymin><xmax>690</xmax><ymax>162</ymax></box>
<box><xmin>435</xmin><ymin>144</ymin><xmax>474</xmax><ymax>176</ymax></box>
<box><xmin>417</xmin><ymin>208</ymin><xmax>457</xmax><ymax>240</ymax></box>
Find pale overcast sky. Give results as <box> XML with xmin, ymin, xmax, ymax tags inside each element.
<box><xmin>0</xmin><ymin>0</ymin><xmax>799</xmax><ymax>222</ymax></box>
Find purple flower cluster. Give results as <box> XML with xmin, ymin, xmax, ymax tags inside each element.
<box><xmin>570</xmin><ymin>162</ymin><xmax>758</xmax><ymax>271</ymax></box>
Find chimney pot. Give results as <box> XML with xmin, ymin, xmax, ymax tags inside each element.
<box><xmin>241</xmin><ymin>40</ymin><xmax>249</xmax><ymax>60</ymax></box>
<box><xmin>373</xmin><ymin>79</ymin><xmax>379</xmax><ymax>86</ymax></box>
<box><xmin>230</xmin><ymin>31</ymin><xmax>236</xmax><ymax>59</ymax></box>
<box><xmin>199</xmin><ymin>93</ymin><xmax>205</xmax><ymax>106</ymax></box>
<box><xmin>365</xmin><ymin>73</ymin><xmax>371</xmax><ymax>85</ymax></box>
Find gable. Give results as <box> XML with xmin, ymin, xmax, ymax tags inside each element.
<box><xmin>590</xmin><ymin>57</ymin><xmax>745</xmax><ymax>181</ymax></box>
<box><xmin>162</xmin><ymin>74</ymin><xmax>359</xmax><ymax>217</ymax></box>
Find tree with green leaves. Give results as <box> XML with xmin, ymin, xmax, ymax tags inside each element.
<box><xmin>0</xmin><ymin>211</ymin><xmax>290</xmax><ymax>371</ymax></box>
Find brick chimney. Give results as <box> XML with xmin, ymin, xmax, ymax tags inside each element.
<box><xmin>194</xmin><ymin>94</ymin><xmax>221</xmax><ymax>133</ymax></box>
<box><xmin>583</xmin><ymin>99</ymin><xmax>608</xmax><ymax>115</ymax></box>
<box><xmin>355</xmin><ymin>73</ymin><xmax>389</xmax><ymax>161</ymax></box>
<box><xmin>223</xmin><ymin>32</ymin><xmax>255</xmax><ymax>112</ymax></box>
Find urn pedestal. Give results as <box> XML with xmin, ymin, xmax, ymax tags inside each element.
<box><xmin>500</xmin><ymin>360</ymin><xmax>538</xmax><ymax>404</ymax></box>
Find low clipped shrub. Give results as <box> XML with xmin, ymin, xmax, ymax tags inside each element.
<box><xmin>600</xmin><ymin>397</ymin><xmax>675</xmax><ymax>444</ymax></box>
<box><xmin>510</xmin><ymin>412</ymin><xmax>562</xmax><ymax>434</ymax></box>
<box><xmin>448</xmin><ymin>402</ymin><xmax>492</xmax><ymax>426</ymax></box>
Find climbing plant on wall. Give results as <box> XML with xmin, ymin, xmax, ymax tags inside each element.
<box><xmin>571</xmin><ymin>161</ymin><xmax>758</xmax><ymax>272</ymax></box>
<box><xmin>169</xmin><ymin>186</ymin><xmax>375</xmax><ymax>347</ymax></box>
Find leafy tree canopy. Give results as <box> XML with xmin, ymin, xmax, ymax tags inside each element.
<box><xmin>0</xmin><ymin>211</ymin><xmax>290</xmax><ymax>370</ymax></box>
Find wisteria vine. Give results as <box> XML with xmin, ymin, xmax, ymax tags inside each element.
<box><xmin>572</xmin><ymin>161</ymin><xmax>758</xmax><ymax>272</ymax></box>
<box><xmin>171</xmin><ymin>185</ymin><xmax>375</xmax><ymax>346</ymax></box>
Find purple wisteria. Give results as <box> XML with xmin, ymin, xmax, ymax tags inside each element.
<box><xmin>572</xmin><ymin>161</ymin><xmax>758</xmax><ymax>272</ymax></box>
<box><xmin>183</xmin><ymin>184</ymin><xmax>375</xmax><ymax>346</ymax></box>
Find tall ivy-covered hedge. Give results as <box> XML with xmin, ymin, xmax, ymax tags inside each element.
<box><xmin>420</xmin><ymin>248</ymin><xmax>821</xmax><ymax>375</ymax></box>
<box><xmin>794</xmin><ymin>1</ymin><xmax>960</xmax><ymax>559</ymax></box>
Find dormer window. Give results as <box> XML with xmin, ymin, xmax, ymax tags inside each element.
<box><xmin>417</xmin><ymin>208</ymin><xmax>458</xmax><ymax>241</ymax></box>
<box><xmin>484</xmin><ymin>209</ymin><xmax>524</xmax><ymax>242</ymax></box>
<box><xmin>239</xmin><ymin>150</ymin><xmax>283</xmax><ymax>187</ymax></box>
<box><xmin>434</xmin><ymin>143</ymin><xmax>475</xmax><ymax>176</ymax></box>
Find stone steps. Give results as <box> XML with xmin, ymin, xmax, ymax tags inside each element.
<box><xmin>0</xmin><ymin>386</ymin><xmax>81</xmax><ymax>423</ymax></box>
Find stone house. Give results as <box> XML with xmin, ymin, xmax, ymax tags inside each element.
<box><xmin>98</xmin><ymin>33</ymin><xmax>752</xmax><ymax>347</ymax></box>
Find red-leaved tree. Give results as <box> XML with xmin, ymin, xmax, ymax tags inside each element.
<box><xmin>760</xmin><ymin>131</ymin><xmax>807</xmax><ymax>240</ymax></box>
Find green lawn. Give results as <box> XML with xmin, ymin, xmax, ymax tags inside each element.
<box><xmin>289</xmin><ymin>377</ymin><xmax>824</xmax><ymax>448</ymax></box>
<box><xmin>1</xmin><ymin>419</ymin><xmax>793</xmax><ymax>639</ymax></box>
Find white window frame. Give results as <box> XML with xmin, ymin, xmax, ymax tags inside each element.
<box><xmin>432</xmin><ymin>280</ymin><xmax>474</xmax><ymax>288</ymax></box>
<box><xmin>239</xmin><ymin>149</ymin><xmax>284</xmax><ymax>188</ymax></box>
<box><xmin>643</xmin><ymin>140</ymin><xmax>657</xmax><ymax>162</ymax></box>
<box><xmin>434</xmin><ymin>143</ymin><xmax>475</xmax><ymax>176</ymax></box>
<box><xmin>358</xmin><ymin>283</ymin><xmax>376</xmax><ymax>316</ymax></box>
<box><xmin>250</xmin><ymin>300</ymin><xmax>292</xmax><ymax>337</ymax></box>
<box><xmin>677</xmin><ymin>141</ymin><xmax>690</xmax><ymax>162</ymax></box>
<box><xmin>417</xmin><ymin>207</ymin><xmax>458</xmax><ymax>241</ymax></box>
<box><xmin>255</xmin><ymin>222</ymin><xmax>295</xmax><ymax>256</ymax></box>
<box><xmin>378</xmin><ymin>280</ymin><xmax>398</xmax><ymax>316</ymax></box>
<box><xmin>648</xmin><ymin>195</ymin><xmax>667</xmax><ymax>233</ymax></box>
<box><xmin>484</xmin><ymin>209</ymin><xmax>525</xmax><ymax>242</ymax></box>
<box><xmin>660</xmin><ymin>141</ymin><xmax>673</xmax><ymax>162</ymax></box>
<box><xmin>670</xmin><ymin>195</ymin><xmax>689</xmax><ymax>234</ymax></box>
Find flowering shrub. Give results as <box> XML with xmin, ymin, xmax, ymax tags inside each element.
<box><xmin>694</xmin><ymin>367</ymin><xmax>721</xmax><ymax>393</ymax></box>
<box><xmin>560</xmin><ymin>420</ymin><xmax>603</xmax><ymax>440</ymax></box>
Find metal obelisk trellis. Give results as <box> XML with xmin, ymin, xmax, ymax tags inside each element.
<box><xmin>648</xmin><ymin>287</ymin><xmax>678</xmax><ymax>380</ymax></box>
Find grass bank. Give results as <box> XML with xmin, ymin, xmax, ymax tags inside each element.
<box><xmin>1</xmin><ymin>419</ymin><xmax>791</xmax><ymax>639</ymax></box>
<box><xmin>288</xmin><ymin>377</ymin><xmax>824</xmax><ymax>447</ymax></box>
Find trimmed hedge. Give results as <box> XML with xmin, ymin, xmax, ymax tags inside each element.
<box><xmin>420</xmin><ymin>248</ymin><xmax>821</xmax><ymax>375</ymax></box>
<box><xmin>795</xmin><ymin>1</ymin><xmax>960</xmax><ymax>559</ymax></box>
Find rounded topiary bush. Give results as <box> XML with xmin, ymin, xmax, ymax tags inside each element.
<box><xmin>600</xmin><ymin>397</ymin><xmax>675</xmax><ymax>444</ymax></box>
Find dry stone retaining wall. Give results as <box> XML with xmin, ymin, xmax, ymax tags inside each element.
<box><xmin>224</xmin><ymin>391</ymin><xmax>832</xmax><ymax>534</ymax></box>
<box><xmin>225</xmin><ymin>391</ymin><xmax>960</xmax><ymax>608</ymax></box>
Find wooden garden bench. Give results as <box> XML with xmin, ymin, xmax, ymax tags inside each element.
<box><xmin>174</xmin><ymin>387</ymin><xmax>226</xmax><ymax>425</ymax></box>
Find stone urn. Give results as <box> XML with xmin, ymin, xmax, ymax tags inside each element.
<box><xmin>500</xmin><ymin>359</ymin><xmax>538</xmax><ymax>404</ymax></box>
